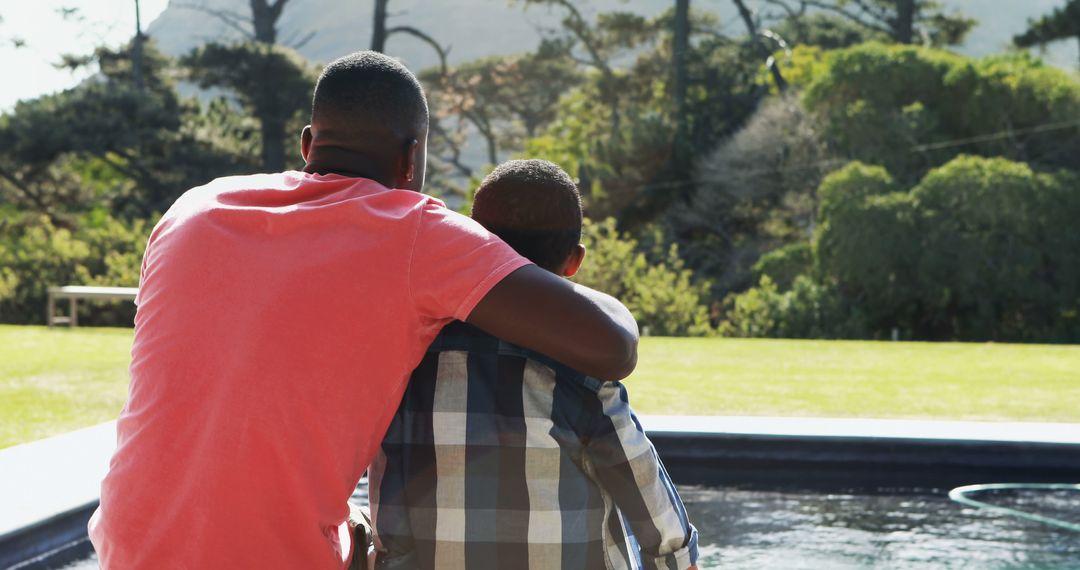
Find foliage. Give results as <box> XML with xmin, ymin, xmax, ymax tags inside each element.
<box><xmin>753</xmin><ymin>241</ymin><xmax>813</xmax><ymax>291</ymax></box>
<box><xmin>773</xmin><ymin>13</ymin><xmax>889</xmax><ymax>49</ymax></box>
<box><xmin>718</xmin><ymin>275</ymin><xmax>865</xmax><ymax>339</ymax></box>
<box><xmin>525</xmin><ymin>12</ymin><xmax>765</xmax><ymax>224</ymax></box>
<box><xmin>805</xmin><ymin>43</ymin><xmax>1080</xmax><ymax>182</ymax></box>
<box><xmin>1014</xmin><ymin>0</ymin><xmax>1080</xmax><ymax>68</ymax></box>
<box><xmin>764</xmin><ymin>0</ymin><xmax>974</xmax><ymax>46</ymax></box>
<box><xmin>672</xmin><ymin>94</ymin><xmax>834</xmax><ymax>296</ymax></box>
<box><xmin>812</xmin><ymin>156</ymin><xmax>1080</xmax><ymax>341</ymax></box>
<box><xmin>573</xmin><ymin>218</ymin><xmax>713</xmax><ymax>337</ymax></box>
<box><xmin>0</xmin><ymin>214</ymin><xmax>149</xmax><ymax>325</ymax></box>
<box><xmin>420</xmin><ymin>50</ymin><xmax>582</xmax><ymax>167</ymax></box>
<box><xmin>0</xmin><ymin>40</ymin><xmax>256</xmax><ymax>220</ymax></box>
<box><xmin>183</xmin><ymin>42</ymin><xmax>318</xmax><ymax>172</ymax></box>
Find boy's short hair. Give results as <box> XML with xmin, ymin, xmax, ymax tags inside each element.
<box><xmin>471</xmin><ymin>160</ymin><xmax>582</xmax><ymax>272</ymax></box>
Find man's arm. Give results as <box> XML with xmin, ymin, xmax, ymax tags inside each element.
<box><xmin>467</xmin><ymin>264</ymin><xmax>639</xmax><ymax>382</ymax></box>
<box><xmin>583</xmin><ymin>384</ymin><xmax>699</xmax><ymax>570</ymax></box>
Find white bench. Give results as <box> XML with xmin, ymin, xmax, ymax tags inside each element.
<box><xmin>46</xmin><ymin>286</ymin><xmax>138</xmax><ymax>327</ymax></box>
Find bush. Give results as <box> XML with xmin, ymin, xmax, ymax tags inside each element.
<box><xmin>718</xmin><ymin>275</ymin><xmax>865</xmax><ymax>339</ymax></box>
<box><xmin>752</xmin><ymin>242</ymin><xmax>812</xmax><ymax>291</ymax></box>
<box><xmin>0</xmin><ymin>213</ymin><xmax>149</xmax><ymax>325</ymax></box>
<box><xmin>805</xmin><ymin>43</ymin><xmax>1080</xmax><ymax>181</ymax></box>
<box><xmin>813</xmin><ymin>155</ymin><xmax>1080</xmax><ymax>341</ymax></box>
<box><xmin>573</xmin><ymin>218</ymin><xmax>714</xmax><ymax>337</ymax></box>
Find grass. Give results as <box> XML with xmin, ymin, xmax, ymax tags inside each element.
<box><xmin>630</xmin><ymin>337</ymin><xmax>1080</xmax><ymax>422</ymax></box>
<box><xmin>2</xmin><ymin>325</ymin><xmax>1079</xmax><ymax>448</ymax></box>
<box><xmin>0</xmin><ymin>325</ymin><xmax>133</xmax><ymax>449</ymax></box>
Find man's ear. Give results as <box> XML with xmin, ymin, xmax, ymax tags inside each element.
<box><xmin>300</xmin><ymin>125</ymin><xmax>313</xmax><ymax>163</ymax></box>
<box><xmin>398</xmin><ymin>138</ymin><xmax>420</xmax><ymax>191</ymax></box>
<box><xmin>562</xmin><ymin>244</ymin><xmax>586</xmax><ymax>278</ymax></box>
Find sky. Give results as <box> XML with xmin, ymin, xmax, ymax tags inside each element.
<box><xmin>0</xmin><ymin>0</ymin><xmax>169</xmax><ymax>111</ymax></box>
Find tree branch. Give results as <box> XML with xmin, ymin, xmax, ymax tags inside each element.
<box><xmin>385</xmin><ymin>26</ymin><xmax>450</xmax><ymax>77</ymax></box>
<box><xmin>176</xmin><ymin>2</ymin><xmax>255</xmax><ymax>40</ymax></box>
<box><xmin>0</xmin><ymin>164</ymin><xmax>57</xmax><ymax>220</ymax></box>
<box><xmin>797</xmin><ymin>0</ymin><xmax>894</xmax><ymax>36</ymax></box>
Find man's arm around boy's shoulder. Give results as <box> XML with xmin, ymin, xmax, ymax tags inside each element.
<box><xmin>582</xmin><ymin>382</ymin><xmax>700</xmax><ymax>570</ymax></box>
<box><xmin>468</xmin><ymin>265</ymin><xmax>638</xmax><ymax>382</ymax></box>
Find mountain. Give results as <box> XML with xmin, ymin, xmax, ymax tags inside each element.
<box><xmin>147</xmin><ymin>0</ymin><xmax>1079</xmax><ymax>71</ymax></box>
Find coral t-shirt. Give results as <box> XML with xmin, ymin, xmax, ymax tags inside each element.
<box><xmin>88</xmin><ymin>172</ymin><xmax>530</xmax><ymax>569</ymax></box>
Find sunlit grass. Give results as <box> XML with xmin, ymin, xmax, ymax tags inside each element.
<box><xmin>0</xmin><ymin>325</ymin><xmax>132</xmax><ymax>449</ymax></box>
<box><xmin>628</xmin><ymin>337</ymin><xmax>1080</xmax><ymax>422</ymax></box>
<box><xmin>3</xmin><ymin>325</ymin><xmax>1079</xmax><ymax>448</ymax></box>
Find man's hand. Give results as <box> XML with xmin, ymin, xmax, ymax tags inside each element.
<box><xmin>467</xmin><ymin>264</ymin><xmax>638</xmax><ymax>381</ymax></box>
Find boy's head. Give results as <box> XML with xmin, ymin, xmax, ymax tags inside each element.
<box><xmin>471</xmin><ymin>159</ymin><xmax>585</xmax><ymax>277</ymax></box>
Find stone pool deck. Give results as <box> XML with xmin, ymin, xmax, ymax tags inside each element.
<box><xmin>3</xmin><ymin>416</ymin><xmax>1080</xmax><ymax>568</ymax></box>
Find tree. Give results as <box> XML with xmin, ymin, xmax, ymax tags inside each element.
<box><xmin>177</xmin><ymin>0</ymin><xmax>316</xmax><ymax>171</ymax></box>
<box><xmin>773</xmin><ymin>13</ymin><xmax>889</xmax><ymax>49</ymax></box>
<box><xmin>179</xmin><ymin>0</ymin><xmax>312</xmax><ymax>47</ymax></box>
<box><xmin>525</xmin><ymin>6</ymin><xmax>766</xmax><ymax>224</ymax></box>
<box><xmin>731</xmin><ymin>0</ymin><xmax>789</xmax><ymax>92</ymax></box>
<box><xmin>762</xmin><ymin>0</ymin><xmax>974</xmax><ymax>46</ymax></box>
<box><xmin>811</xmin><ymin>157</ymin><xmax>1080</xmax><ymax>341</ymax></box>
<box><xmin>573</xmin><ymin>218</ymin><xmax>714</xmax><ymax>336</ymax></box>
<box><xmin>420</xmin><ymin>51</ymin><xmax>582</xmax><ymax>167</ymax></box>
<box><xmin>517</xmin><ymin>1</ymin><xmax>658</xmax><ymax>140</ymax></box>
<box><xmin>669</xmin><ymin>94</ymin><xmax>834</xmax><ymax>297</ymax></box>
<box><xmin>183</xmin><ymin>42</ymin><xmax>317</xmax><ymax>173</ymax></box>
<box><xmin>804</xmin><ymin>43</ymin><xmax>1080</xmax><ymax>183</ymax></box>
<box><xmin>0</xmin><ymin>41</ymin><xmax>256</xmax><ymax>220</ymax></box>
<box><xmin>1015</xmin><ymin>0</ymin><xmax>1080</xmax><ymax>70</ymax></box>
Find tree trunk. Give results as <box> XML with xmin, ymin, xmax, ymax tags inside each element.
<box><xmin>894</xmin><ymin>0</ymin><xmax>915</xmax><ymax>44</ymax></box>
<box><xmin>672</xmin><ymin>0</ymin><xmax>690</xmax><ymax>167</ymax></box>
<box><xmin>250</xmin><ymin>0</ymin><xmax>279</xmax><ymax>44</ymax></box>
<box><xmin>133</xmin><ymin>0</ymin><xmax>144</xmax><ymax>91</ymax></box>
<box><xmin>1075</xmin><ymin>8</ymin><xmax>1080</xmax><ymax>70</ymax></box>
<box><xmin>371</xmin><ymin>0</ymin><xmax>389</xmax><ymax>52</ymax></box>
<box><xmin>262</xmin><ymin>114</ymin><xmax>286</xmax><ymax>172</ymax></box>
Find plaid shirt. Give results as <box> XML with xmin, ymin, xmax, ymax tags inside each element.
<box><xmin>369</xmin><ymin>321</ymin><xmax>699</xmax><ymax>570</ymax></box>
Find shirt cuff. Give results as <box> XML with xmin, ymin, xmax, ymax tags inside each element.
<box><xmin>643</xmin><ymin>526</ymin><xmax>699</xmax><ymax>570</ymax></box>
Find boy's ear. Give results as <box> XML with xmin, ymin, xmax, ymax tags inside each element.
<box><xmin>562</xmin><ymin>244</ymin><xmax>586</xmax><ymax>278</ymax></box>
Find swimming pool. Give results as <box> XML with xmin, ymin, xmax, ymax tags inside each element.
<box><xmin>682</xmin><ymin>485</ymin><xmax>1080</xmax><ymax>569</ymax></box>
<box><xmin>53</xmin><ymin>484</ymin><xmax>1080</xmax><ymax>570</ymax></box>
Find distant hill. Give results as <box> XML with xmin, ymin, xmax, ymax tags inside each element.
<box><xmin>148</xmin><ymin>0</ymin><xmax>1079</xmax><ymax>71</ymax></box>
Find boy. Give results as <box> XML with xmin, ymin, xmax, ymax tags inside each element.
<box><xmin>369</xmin><ymin>160</ymin><xmax>699</xmax><ymax>570</ymax></box>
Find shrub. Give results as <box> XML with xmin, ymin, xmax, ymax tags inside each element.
<box><xmin>812</xmin><ymin>155</ymin><xmax>1080</xmax><ymax>341</ymax></box>
<box><xmin>574</xmin><ymin>218</ymin><xmax>714</xmax><ymax>337</ymax></box>
<box><xmin>0</xmin><ymin>213</ymin><xmax>149</xmax><ymax>325</ymax></box>
<box><xmin>718</xmin><ymin>275</ymin><xmax>865</xmax><ymax>339</ymax></box>
<box><xmin>752</xmin><ymin>242</ymin><xmax>812</xmax><ymax>291</ymax></box>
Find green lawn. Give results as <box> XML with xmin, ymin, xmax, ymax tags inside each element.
<box><xmin>1</xmin><ymin>326</ymin><xmax>134</xmax><ymax>449</ymax></box>
<box><xmin>3</xmin><ymin>325</ymin><xmax>1079</xmax><ymax>449</ymax></box>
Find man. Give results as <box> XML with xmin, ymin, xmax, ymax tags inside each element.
<box><xmin>89</xmin><ymin>52</ymin><xmax>638</xmax><ymax>569</ymax></box>
<box><xmin>369</xmin><ymin>160</ymin><xmax>698</xmax><ymax>570</ymax></box>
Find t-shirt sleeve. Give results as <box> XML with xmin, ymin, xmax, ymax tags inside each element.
<box><xmin>408</xmin><ymin>199</ymin><xmax>532</xmax><ymax>322</ymax></box>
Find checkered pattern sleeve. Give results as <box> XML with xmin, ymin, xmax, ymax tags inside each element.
<box><xmin>584</xmin><ymin>382</ymin><xmax>700</xmax><ymax>570</ymax></box>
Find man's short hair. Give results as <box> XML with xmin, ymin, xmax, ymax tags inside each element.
<box><xmin>311</xmin><ymin>51</ymin><xmax>429</xmax><ymax>138</ymax></box>
<box><xmin>471</xmin><ymin>159</ymin><xmax>582</xmax><ymax>272</ymax></box>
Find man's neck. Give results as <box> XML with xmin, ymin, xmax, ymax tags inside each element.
<box><xmin>303</xmin><ymin>146</ymin><xmax>396</xmax><ymax>189</ymax></box>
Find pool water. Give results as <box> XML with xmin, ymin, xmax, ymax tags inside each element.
<box><xmin>56</xmin><ymin>485</ymin><xmax>1080</xmax><ymax>569</ymax></box>
<box><xmin>683</xmin><ymin>485</ymin><xmax>1080</xmax><ymax>569</ymax></box>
